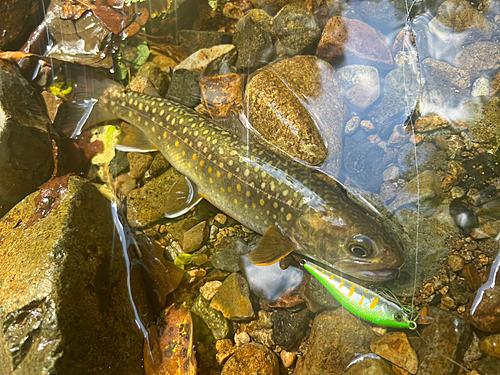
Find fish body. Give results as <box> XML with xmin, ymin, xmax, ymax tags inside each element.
<box><xmin>301</xmin><ymin>259</ymin><xmax>417</xmax><ymax>330</ymax></box>
<box><xmin>96</xmin><ymin>84</ymin><xmax>403</xmax><ymax>282</ymax></box>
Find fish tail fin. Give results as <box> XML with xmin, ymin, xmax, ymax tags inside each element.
<box><xmin>55</xmin><ymin>73</ymin><xmax>122</xmax><ymax>138</ymax></box>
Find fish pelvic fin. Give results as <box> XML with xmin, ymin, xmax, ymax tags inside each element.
<box><xmin>248</xmin><ymin>226</ymin><xmax>297</xmax><ymax>266</ymax></box>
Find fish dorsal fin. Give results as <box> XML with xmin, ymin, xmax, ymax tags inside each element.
<box><xmin>247</xmin><ymin>226</ymin><xmax>297</xmax><ymax>266</ymax></box>
<box><xmin>116</xmin><ymin>125</ymin><xmax>159</xmax><ymax>152</ymax></box>
<box><xmin>164</xmin><ymin>176</ymin><xmax>202</xmax><ymax>218</ymax></box>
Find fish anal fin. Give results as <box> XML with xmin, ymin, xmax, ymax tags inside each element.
<box><xmin>248</xmin><ymin>226</ymin><xmax>297</xmax><ymax>266</ymax></box>
<box><xmin>116</xmin><ymin>124</ymin><xmax>159</xmax><ymax>152</ymax></box>
<box><xmin>164</xmin><ymin>176</ymin><xmax>202</xmax><ymax>218</ymax></box>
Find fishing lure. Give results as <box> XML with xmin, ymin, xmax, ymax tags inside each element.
<box><xmin>300</xmin><ymin>259</ymin><xmax>418</xmax><ymax>330</ymax></box>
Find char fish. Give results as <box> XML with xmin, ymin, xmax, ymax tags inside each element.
<box><xmin>74</xmin><ymin>79</ymin><xmax>404</xmax><ymax>282</ymax></box>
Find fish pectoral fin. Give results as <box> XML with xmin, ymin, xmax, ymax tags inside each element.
<box><xmin>116</xmin><ymin>125</ymin><xmax>159</xmax><ymax>152</ymax></box>
<box><xmin>247</xmin><ymin>226</ymin><xmax>297</xmax><ymax>266</ymax></box>
<box><xmin>164</xmin><ymin>176</ymin><xmax>203</xmax><ymax>218</ymax></box>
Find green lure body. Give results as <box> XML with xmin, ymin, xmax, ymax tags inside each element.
<box><xmin>301</xmin><ymin>259</ymin><xmax>417</xmax><ymax>330</ymax></box>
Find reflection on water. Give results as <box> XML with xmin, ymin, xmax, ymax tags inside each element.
<box><xmin>240</xmin><ymin>255</ymin><xmax>303</xmax><ymax>301</ymax></box>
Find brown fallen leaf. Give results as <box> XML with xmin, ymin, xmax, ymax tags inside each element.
<box><xmin>145</xmin><ymin>305</ymin><xmax>197</xmax><ymax>375</ymax></box>
<box><xmin>25</xmin><ymin>173</ymin><xmax>72</xmax><ymax>228</ymax></box>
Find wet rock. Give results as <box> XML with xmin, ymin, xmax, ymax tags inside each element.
<box><xmin>370</xmin><ymin>332</ymin><xmax>418</xmax><ymax>374</ymax></box>
<box><xmin>383</xmin><ymin>166</ymin><xmax>400</xmax><ymax>182</ymax></box>
<box><xmin>479</xmin><ymin>334</ymin><xmax>500</xmax><ymax>358</ymax></box>
<box><xmin>174</xmin><ymin>44</ymin><xmax>237</xmax><ymax>78</ymax></box>
<box><xmin>216</xmin><ymin>339</ymin><xmax>237</xmax><ymax>365</ymax></box>
<box><xmin>0</xmin><ymin>60</ymin><xmax>55</xmax><ymax>218</ymax></box>
<box><xmin>387</xmin><ymin>202</ymin><xmax>459</xmax><ymax>295</ymax></box>
<box><xmin>221</xmin><ymin>343</ymin><xmax>279</xmax><ymax>375</ymax></box>
<box><xmin>0</xmin><ymin>177</ymin><xmax>143</xmax><ymax>374</ymax></box>
<box><xmin>455</xmin><ymin>42</ymin><xmax>500</xmax><ymax>80</ymax></box>
<box><xmin>0</xmin><ymin>0</ymin><xmax>42</xmax><ymax>49</ymax></box>
<box><xmin>357</xmin><ymin>0</ymin><xmax>406</xmax><ymax>29</ymax></box>
<box><xmin>271</xmin><ymin>308</ymin><xmax>311</xmax><ymax>351</ymax></box>
<box><xmin>461</xmin><ymin>98</ymin><xmax>500</xmax><ymax>149</ymax></box>
<box><xmin>449</xmin><ymin>278</ymin><xmax>472</xmax><ymax>305</ymax></box>
<box><xmin>245</xmin><ymin>55</ymin><xmax>344</xmax><ymax>173</ymax></box>
<box><xmin>244</xmin><ymin>310</ymin><xmax>274</xmax><ymax>347</ymax></box>
<box><xmin>343</xmin><ymin>354</ymin><xmax>397</xmax><ymax>374</ymax></box>
<box><xmin>280</xmin><ymin>350</ymin><xmax>297</xmax><ymax>368</ymax></box>
<box><xmin>294</xmin><ymin>309</ymin><xmax>375</xmax><ymax>374</ymax></box>
<box><xmin>192</xmin><ymin>294</ymin><xmax>231</xmax><ymax>340</ymax></box>
<box><xmin>212</xmin><ymin>250</ymin><xmax>243</xmax><ymax>272</ymax></box>
<box><xmin>448</xmin><ymin>254</ymin><xmax>465</xmax><ymax>272</ymax></box>
<box><xmin>210</xmin><ymin>273</ymin><xmax>255</xmax><ymax>320</ymax></box>
<box><xmin>178</xmin><ymin>30</ymin><xmax>232</xmax><ymax>55</ymax></box>
<box><xmin>397</xmin><ymin>142</ymin><xmax>446</xmax><ymax>180</ymax></box>
<box><xmin>200</xmin><ymin>73</ymin><xmax>245</xmax><ymax>118</ymax></box>
<box><xmin>273</xmin><ymin>5</ymin><xmax>321</xmax><ymax>56</ymax></box>
<box><xmin>127</xmin><ymin>152</ymin><xmax>154</xmax><ymax>179</ymax></box>
<box><xmin>418</xmin><ymin>306</ymin><xmax>472</xmax><ymax>375</ymax></box>
<box><xmin>316</xmin><ymin>17</ymin><xmax>394</xmax><ymax>69</ymax></box>
<box><xmin>428</xmin><ymin>0</ymin><xmax>493</xmax><ymax>46</ymax></box>
<box><xmin>147</xmin><ymin>152</ymin><xmax>171</xmax><ymax>178</ymax></box>
<box><xmin>233</xmin><ymin>10</ymin><xmax>274</xmax><ymax>70</ymax></box>
<box><xmin>442</xmin><ymin>160</ymin><xmax>466</xmax><ymax>192</ymax></box>
<box><xmin>414</xmin><ymin>116</ymin><xmax>451</xmax><ymax>133</ymax></box>
<box><xmin>343</xmin><ymin>130</ymin><xmax>386</xmax><ymax>192</ymax></box>
<box><xmin>137</xmin><ymin>62</ymin><xmax>170</xmax><ymax>97</ymax></box>
<box><xmin>367</xmin><ymin>62</ymin><xmax>421</xmax><ymax>136</ymax></box>
<box><xmin>200</xmin><ymin>281</ymin><xmax>222</xmax><ymax>301</ymax></box>
<box><xmin>337</xmin><ymin>65</ymin><xmax>380</xmax><ymax>110</ymax></box>
<box><xmin>420</xmin><ymin>58</ymin><xmax>470</xmax><ymax>114</ymax></box>
<box><xmin>475</xmin><ymin>355</ymin><xmax>500</xmax><ymax>375</ymax></box>
<box><xmin>472</xmin><ymin>77</ymin><xmax>490</xmax><ymax>97</ymax></box>
<box><xmin>167</xmin><ymin>69</ymin><xmax>201</xmax><ymax>107</ymax></box>
<box><xmin>467</xmin><ymin>256</ymin><xmax>500</xmax><ymax>333</ymax></box>
<box><xmin>234</xmin><ymin>331</ymin><xmax>251</xmax><ymax>347</ymax></box>
<box><xmin>345</xmin><ymin>116</ymin><xmax>361</xmax><ymax>136</ymax></box>
<box><xmin>380</xmin><ymin>182</ymin><xmax>398</xmax><ymax>202</ymax></box>
<box><xmin>463</xmin><ymin>263</ymin><xmax>483</xmax><ymax>291</ymax></box>
<box><xmin>183</xmin><ymin>221</ymin><xmax>209</xmax><ymax>253</ymax></box>
<box><xmin>127</xmin><ymin>168</ymin><xmax>185</xmax><ymax>227</ymax></box>
<box><xmin>168</xmin><ymin>45</ymin><xmax>237</xmax><ymax>107</ymax></box>
<box><xmin>109</xmin><ymin>150</ymin><xmax>130</xmax><ymax>177</ymax></box>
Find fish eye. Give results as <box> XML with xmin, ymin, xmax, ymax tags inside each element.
<box><xmin>348</xmin><ymin>235</ymin><xmax>374</xmax><ymax>258</ymax></box>
<box><xmin>394</xmin><ymin>312</ymin><xmax>403</xmax><ymax>322</ymax></box>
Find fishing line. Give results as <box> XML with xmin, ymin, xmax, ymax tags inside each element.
<box><xmin>403</xmin><ymin>0</ymin><xmax>422</xmax><ymax>316</ymax></box>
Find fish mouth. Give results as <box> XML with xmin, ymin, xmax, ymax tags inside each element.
<box><xmin>333</xmin><ymin>262</ymin><xmax>400</xmax><ymax>282</ymax></box>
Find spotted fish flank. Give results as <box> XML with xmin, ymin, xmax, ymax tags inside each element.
<box><xmin>301</xmin><ymin>259</ymin><xmax>417</xmax><ymax>330</ymax></box>
<box><xmin>93</xmin><ymin>83</ymin><xmax>404</xmax><ymax>282</ymax></box>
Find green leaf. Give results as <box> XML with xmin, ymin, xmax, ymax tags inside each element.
<box><xmin>208</xmin><ymin>0</ymin><xmax>217</xmax><ymax>11</ymax></box>
<box><xmin>174</xmin><ymin>253</ymin><xmax>208</xmax><ymax>269</ymax></box>
<box><xmin>132</xmin><ymin>43</ymin><xmax>151</xmax><ymax>69</ymax></box>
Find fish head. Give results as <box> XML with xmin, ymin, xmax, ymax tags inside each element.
<box><xmin>291</xmin><ymin>210</ymin><xmax>404</xmax><ymax>282</ymax></box>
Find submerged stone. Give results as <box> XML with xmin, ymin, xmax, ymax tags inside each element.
<box><xmin>316</xmin><ymin>17</ymin><xmax>394</xmax><ymax>69</ymax></box>
<box><xmin>210</xmin><ymin>273</ymin><xmax>255</xmax><ymax>320</ymax></box>
<box><xmin>233</xmin><ymin>10</ymin><xmax>274</xmax><ymax>70</ymax></box>
<box><xmin>294</xmin><ymin>309</ymin><xmax>375</xmax><ymax>374</ymax></box>
<box><xmin>417</xmin><ymin>306</ymin><xmax>472</xmax><ymax>375</ymax></box>
<box><xmin>126</xmin><ymin>167</ymin><xmax>186</xmax><ymax>227</ymax></box>
<box><xmin>370</xmin><ymin>332</ymin><xmax>418</xmax><ymax>374</ymax></box>
<box><xmin>221</xmin><ymin>343</ymin><xmax>279</xmax><ymax>375</ymax></box>
<box><xmin>191</xmin><ymin>294</ymin><xmax>231</xmax><ymax>340</ymax></box>
<box><xmin>271</xmin><ymin>308</ymin><xmax>311</xmax><ymax>351</ymax></box>
<box><xmin>245</xmin><ymin>55</ymin><xmax>344</xmax><ymax>174</ymax></box>
<box><xmin>337</xmin><ymin>65</ymin><xmax>380</xmax><ymax>110</ymax></box>
<box><xmin>0</xmin><ymin>176</ymin><xmax>143</xmax><ymax>374</ymax></box>
<box><xmin>0</xmin><ymin>60</ymin><xmax>55</xmax><ymax>218</ymax></box>
<box><xmin>273</xmin><ymin>5</ymin><xmax>321</xmax><ymax>56</ymax></box>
